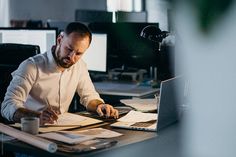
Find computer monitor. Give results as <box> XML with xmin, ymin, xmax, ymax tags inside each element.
<box><xmin>46</xmin><ymin>20</ymin><xmax>69</xmax><ymax>33</ymax></box>
<box><xmin>0</xmin><ymin>28</ymin><xmax>57</xmax><ymax>54</ymax></box>
<box><xmin>116</xmin><ymin>11</ymin><xmax>147</xmax><ymax>22</ymax></box>
<box><xmin>104</xmin><ymin>22</ymin><xmax>158</xmax><ymax>70</ymax></box>
<box><xmin>89</xmin><ymin>22</ymin><xmax>154</xmax><ymax>70</ymax></box>
<box><xmin>75</xmin><ymin>10</ymin><xmax>113</xmax><ymax>23</ymax></box>
<box><xmin>82</xmin><ymin>33</ymin><xmax>107</xmax><ymax>72</ymax></box>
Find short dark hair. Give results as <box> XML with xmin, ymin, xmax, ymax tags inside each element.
<box><xmin>64</xmin><ymin>22</ymin><xmax>92</xmax><ymax>44</ymax></box>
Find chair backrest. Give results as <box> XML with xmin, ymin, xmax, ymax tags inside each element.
<box><xmin>26</xmin><ymin>20</ymin><xmax>43</xmax><ymax>28</ymax></box>
<box><xmin>0</xmin><ymin>43</ymin><xmax>40</xmax><ymax>65</ymax></box>
<box><xmin>0</xmin><ymin>43</ymin><xmax>40</xmax><ymax>122</ymax></box>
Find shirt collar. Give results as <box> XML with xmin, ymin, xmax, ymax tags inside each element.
<box><xmin>47</xmin><ymin>50</ymin><xmax>61</xmax><ymax>73</ymax></box>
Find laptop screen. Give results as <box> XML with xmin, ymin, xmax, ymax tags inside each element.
<box><xmin>157</xmin><ymin>76</ymin><xmax>185</xmax><ymax>131</ymax></box>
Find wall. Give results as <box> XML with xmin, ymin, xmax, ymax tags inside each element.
<box><xmin>9</xmin><ymin>0</ymin><xmax>107</xmax><ymax>22</ymax></box>
<box><xmin>145</xmin><ymin>0</ymin><xmax>172</xmax><ymax>31</ymax></box>
<box><xmin>9</xmin><ymin>0</ymin><xmax>171</xmax><ymax>28</ymax></box>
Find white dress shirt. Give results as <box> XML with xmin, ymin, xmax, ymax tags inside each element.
<box><xmin>1</xmin><ymin>51</ymin><xmax>104</xmax><ymax>121</ymax></box>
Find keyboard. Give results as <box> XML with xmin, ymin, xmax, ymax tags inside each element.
<box><xmin>131</xmin><ymin>120</ymin><xmax>157</xmax><ymax>127</ymax></box>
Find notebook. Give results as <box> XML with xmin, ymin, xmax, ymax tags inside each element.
<box><xmin>111</xmin><ymin>76</ymin><xmax>184</xmax><ymax>132</ymax></box>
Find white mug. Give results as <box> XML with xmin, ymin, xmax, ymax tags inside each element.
<box><xmin>21</xmin><ymin>117</ymin><xmax>39</xmax><ymax>135</ymax></box>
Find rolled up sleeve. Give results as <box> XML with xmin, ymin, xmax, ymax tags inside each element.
<box><xmin>76</xmin><ymin>61</ymin><xmax>104</xmax><ymax>108</ymax></box>
<box><xmin>1</xmin><ymin>58</ymin><xmax>37</xmax><ymax>121</ymax></box>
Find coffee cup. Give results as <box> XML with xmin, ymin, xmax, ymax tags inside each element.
<box><xmin>21</xmin><ymin>117</ymin><xmax>39</xmax><ymax>135</ymax></box>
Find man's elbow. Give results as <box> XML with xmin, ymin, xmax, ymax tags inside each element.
<box><xmin>1</xmin><ymin>102</ymin><xmax>14</xmax><ymax>122</ymax></box>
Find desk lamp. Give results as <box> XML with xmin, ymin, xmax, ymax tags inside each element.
<box><xmin>140</xmin><ymin>25</ymin><xmax>170</xmax><ymax>86</ymax></box>
<box><xmin>140</xmin><ymin>25</ymin><xmax>169</xmax><ymax>51</ymax></box>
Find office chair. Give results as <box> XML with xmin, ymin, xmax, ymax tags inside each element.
<box><xmin>0</xmin><ymin>43</ymin><xmax>40</xmax><ymax>123</ymax></box>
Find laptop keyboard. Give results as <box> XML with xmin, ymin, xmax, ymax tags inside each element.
<box><xmin>131</xmin><ymin>120</ymin><xmax>157</xmax><ymax>127</ymax></box>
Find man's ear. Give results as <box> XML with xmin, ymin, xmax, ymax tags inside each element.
<box><xmin>57</xmin><ymin>32</ymin><xmax>64</xmax><ymax>45</ymax></box>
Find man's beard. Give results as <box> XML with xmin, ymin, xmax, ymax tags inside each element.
<box><xmin>55</xmin><ymin>45</ymin><xmax>74</xmax><ymax>69</ymax></box>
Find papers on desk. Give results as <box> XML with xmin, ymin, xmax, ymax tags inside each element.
<box><xmin>118</xmin><ymin>110</ymin><xmax>157</xmax><ymax>123</ymax></box>
<box><xmin>120</xmin><ymin>98</ymin><xmax>158</xmax><ymax>112</ymax></box>
<box><xmin>38</xmin><ymin>128</ymin><xmax>122</xmax><ymax>144</ymax></box>
<box><xmin>44</xmin><ymin>112</ymin><xmax>87</xmax><ymax>126</ymax></box>
<box><xmin>57</xmin><ymin>139</ymin><xmax>118</xmax><ymax>153</ymax></box>
<box><xmin>41</xmin><ymin>112</ymin><xmax>102</xmax><ymax>132</ymax></box>
<box><xmin>38</xmin><ymin>132</ymin><xmax>94</xmax><ymax>145</ymax></box>
<box><xmin>61</xmin><ymin>128</ymin><xmax>123</xmax><ymax>139</ymax></box>
<box><xmin>11</xmin><ymin>123</ymin><xmax>82</xmax><ymax>133</ymax></box>
<box><xmin>111</xmin><ymin>111</ymin><xmax>157</xmax><ymax>131</ymax></box>
<box><xmin>11</xmin><ymin>112</ymin><xmax>102</xmax><ymax>133</ymax></box>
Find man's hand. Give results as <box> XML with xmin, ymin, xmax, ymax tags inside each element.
<box><xmin>96</xmin><ymin>103</ymin><xmax>119</xmax><ymax>119</ymax></box>
<box><xmin>13</xmin><ymin>108</ymin><xmax>41</xmax><ymax>123</ymax></box>
<box><xmin>39</xmin><ymin>108</ymin><xmax>59</xmax><ymax>125</ymax></box>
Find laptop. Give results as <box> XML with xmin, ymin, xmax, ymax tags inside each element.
<box><xmin>111</xmin><ymin>76</ymin><xmax>184</xmax><ymax>132</ymax></box>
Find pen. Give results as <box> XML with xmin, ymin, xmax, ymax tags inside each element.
<box><xmin>46</xmin><ymin>98</ymin><xmax>58</xmax><ymax>124</ymax></box>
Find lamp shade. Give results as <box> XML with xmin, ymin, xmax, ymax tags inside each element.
<box><xmin>140</xmin><ymin>25</ymin><xmax>169</xmax><ymax>42</ymax></box>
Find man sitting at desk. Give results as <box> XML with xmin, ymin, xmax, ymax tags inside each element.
<box><xmin>1</xmin><ymin>22</ymin><xmax>118</xmax><ymax>125</ymax></box>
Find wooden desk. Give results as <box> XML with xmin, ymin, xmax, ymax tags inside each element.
<box><xmin>83</xmin><ymin>123</ymin><xmax>181</xmax><ymax>157</ymax></box>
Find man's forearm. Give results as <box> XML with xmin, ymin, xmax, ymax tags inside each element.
<box><xmin>86</xmin><ymin>99</ymin><xmax>104</xmax><ymax>112</ymax></box>
<box><xmin>13</xmin><ymin>108</ymin><xmax>41</xmax><ymax>123</ymax></box>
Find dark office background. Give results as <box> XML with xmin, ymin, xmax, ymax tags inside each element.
<box><xmin>8</xmin><ymin>0</ymin><xmax>172</xmax><ymax>31</ymax></box>
<box><xmin>6</xmin><ymin>0</ymin><xmax>176</xmax><ymax>80</ymax></box>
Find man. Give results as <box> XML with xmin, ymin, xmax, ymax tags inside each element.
<box><xmin>1</xmin><ymin>22</ymin><xmax>118</xmax><ymax>125</ymax></box>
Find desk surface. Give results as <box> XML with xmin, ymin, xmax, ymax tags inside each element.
<box><xmin>85</xmin><ymin>123</ymin><xmax>181</xmax><ymax>157</ymax></box>
<box><xmin>94</xmin><ymin>82</ymin><xmax>158</xmax><ymax>97</ymax></box>
<box><xmin>1</xmin><ymin>122</ymin><xmax>180</xmax><ymax>157</ymax></box>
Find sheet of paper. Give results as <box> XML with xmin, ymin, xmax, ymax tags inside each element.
<box><xmin>62</xmin><ymin>128</ymin><xmax>123</xmax><ymax>138</ymax></box>
<box><xmin>41</xmin><ymin>113</ymin><xmax>102</xmax><ymax>132</ymax></box>
<box><xmin>39</xmin><ymin>126</ymin><xmax>81</xmax><ymax>133</ymax></box>
<box><xmin>118</xmin><ymin>110</ymin><xmax>157</xmax><ymax>123</ymax></box>
<box><xmin>11</xmin><ymin>123</ymin><xmax>81</xmax><ymax>133</ymax></box>
<box><xmin>38</xmin><ymin>132</ymin><xmax>94</xmax><ymax>144</ymax></box>
<box><xmin>120</xmin><ymin>98</ymin><xmax>158</xmax><ymax>112</ymax></box>
<box><xmin>45</xmin><ymin>112</ymin><xmax>87</xmax><ymax>126</ymax></box>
